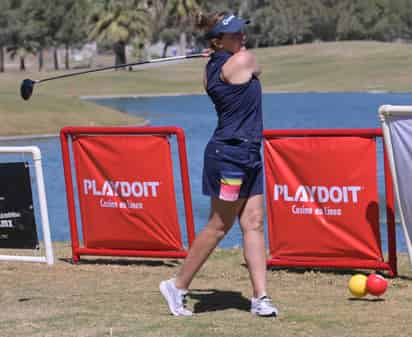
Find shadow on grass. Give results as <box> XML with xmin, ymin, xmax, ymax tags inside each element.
<box><xmin>277</xmin><ymin>267</ymin><xmax>412</xmax><ymax>281</ymax></box>
<box><xmin>267</xmin><ymin>266</ymin><xmax>364</xmax><ymax>276</ymax></box>
<box><xmin>348</xmin><ymin>297</ymin><xmax>385</xmax><ymax>302</ymax></box>
<box><xmin>188</xmin><ymin>288</ymin><xmax>250</xmax><ymax>313</ymax></box>
<box><xmin>59</xmin><ymin>257</ymin><xmax>180</xmax><ymax>268</ymax></box>
<box><xmin>263</xmin><ymin>264</ymin><xmax>412</xmax><ymax>281</ymax></box>
<box><xmin>396</xmin><ymin>274</ymin><xmax>412</xmax><ymax>281</ymax></box>
<box><xmin>240</xmin><ymin>263</ymin><xmax>364</xmax><ymax>277</ymax></box>
<box><xmin>263</xmin><ymin>264</ymin><xmax>407</xmax><ymax>278</ymax></box>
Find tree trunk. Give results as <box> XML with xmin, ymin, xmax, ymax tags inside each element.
<box><xmin>53</xmin><ymin>47</ymin><xmax>59</xmax><ymax>70</ymax></box>
<box><xmin>238</xmin><ymin>1</ymin><xmax>248</xmax><ymax>18</ymax></box>
<box><xmin>144</xmin><ymin>39</ymin><xmax>151</xmax><ymax>61</ymax></box>
<box><xmin>65</xmin><ymin>44</ymin><xmax>70</xmax><ymax>70</ymax></box>
<box><xmin>113</xmin><ymin>41</ymin><xmax>126</xmax><ymax>67</ymax></box>
<box><xmin>136</xmin><ymin>41</ymin><xmax>145</xmax><ymax>62</ymax></box>
<box><xmin>38</xmin><ymin>49</ymin><xmax>44</xmax><ymax>71</ymax></box>
<box><xmin>0</xmin><ymin>46</ymin><xmax>4</xmax><ymax>72</ymax></box>
<box><xmin>179</xmin><ymin>31</ymin><xmax>187</xmax><ymax>56</ymax></box>
<box><xmin>20</xmin><ymin>56</ymin><xmax>25</xmax><ymax>71</ymax></box>
<box><xmin>162</xmin><ymin>43</ymin><xmax>170</xmax><ymax>58</ymax></box>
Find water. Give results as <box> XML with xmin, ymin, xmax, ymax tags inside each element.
<box><xmin>1</xmin><ymin>93</ymin><xmax>411</xmax><ymax>252</ymax></box>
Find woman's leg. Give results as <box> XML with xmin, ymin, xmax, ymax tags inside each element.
<box><xmin>175</xmin><ymin>196</ymin><xmax>245</xmax><ymax>289</ymax></box>
<box><xmin>238</xmin><ymin>194</ymin><xmax>267</xmax><ymax>298</ymax></box>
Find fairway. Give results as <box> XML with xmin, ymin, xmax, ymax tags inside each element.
<box><xmin>1</xmin><ymin>41</ymin><xmax>412</xmax><ymax>136</ymax></box>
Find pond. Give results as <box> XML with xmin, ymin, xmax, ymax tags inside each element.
<box><xmin>2</xmin><ymin>92</ymin><xmax>411</xmax><ymax>252</ymax></box>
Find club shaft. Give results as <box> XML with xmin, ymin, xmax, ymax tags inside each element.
<box><xmin>38</xmin><ymin>53</ymin><xmax>205</xmax><ymax>84</ymax></box>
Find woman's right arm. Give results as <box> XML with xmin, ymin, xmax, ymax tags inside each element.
<box><xmin>203</xmin><ymin>49</ymin><xmax>213</xmax><ymax>91</ymax></box>
<box><xmin>203</xmin><ymin>68</ymin><xmax>208</xmax><ymax>91</ymax></box>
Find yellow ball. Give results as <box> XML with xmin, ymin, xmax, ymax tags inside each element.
<box><xmin>348</xmin><ymin>274</ymin><xmax>368</xmax><ymax>297</ymax></box>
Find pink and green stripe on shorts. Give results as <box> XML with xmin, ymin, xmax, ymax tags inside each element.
<box><xmin>219</xmin><ymin>171</ymin><xmax>244</xmax><ymax>201</ymax></box>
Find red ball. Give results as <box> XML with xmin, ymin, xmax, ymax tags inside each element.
<box><xmin>366</xmin><ymin>274</ymin><xmax>388</xmax><ymax>296</ymax></box>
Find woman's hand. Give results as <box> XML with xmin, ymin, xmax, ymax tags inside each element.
<box><xmin>202</xmin><ymin>48</ymin><xmax>214</xmax><ymax>57</ymax></box>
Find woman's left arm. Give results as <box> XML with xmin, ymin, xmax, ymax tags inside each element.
<box><xmin>241</xmin><ymin>48</ymin><xmax>261</xmax><ymax>77</ymax></box>
<box><xmin>222</xmin><ymin>49</ymin><xmax>262</xmax><ymax>84</ymax></box>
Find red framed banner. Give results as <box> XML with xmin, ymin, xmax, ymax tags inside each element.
<box><xmin>60</xmin><ymin>126</ymin><xmax>195</xmax><ymax>263</ymax></box>
<box><xmin>263</xmin><ymin>129</ymin><xmax>397</xmax><ymax>276</ymax></box>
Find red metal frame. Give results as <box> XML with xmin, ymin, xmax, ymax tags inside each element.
<box><xmin>60</xmin><ymin>126</ymin><xmax>195</xmax><ymax>263</ymax></box>
<box><xmin>263</xmin><ymin>128</ymin><xmax>397</xmax><ymax>276</ymax></box>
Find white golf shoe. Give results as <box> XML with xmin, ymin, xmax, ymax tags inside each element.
<box><xmin>159</xmin><ymin>278</ymin><xmax>193</xmax><ymax>317</ymax></box>
<box><xmin>250</xmin><ymin>295</ymin><xmax>278</xmax><ymax>317</ymax></box>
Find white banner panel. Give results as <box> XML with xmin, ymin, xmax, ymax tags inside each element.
<box><xmin>380</xmin><ymin>105</ymin><xmax>412</xmax><ymax>269</ymax></box>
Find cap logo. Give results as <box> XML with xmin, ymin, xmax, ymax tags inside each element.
<box><xmin>222</xmin><ymin>15</ymin><xmax>235</xmax><ymax>25</ymax></box>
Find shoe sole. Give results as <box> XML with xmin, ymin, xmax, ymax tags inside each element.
<box><xmin>251</xmin><ymin>309</ymin><xmax>278</xmax><ymax>317</ymax></box>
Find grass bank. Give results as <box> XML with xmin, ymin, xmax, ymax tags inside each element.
<box><xmin>0</xmin><ymin>243</ymin><xmax>411</xmax><ymax>337</ymax></box>
<box><xmin>1</xmin><ymin>41</ymin><xmax>412</xmax><ymax>136</ymax></box>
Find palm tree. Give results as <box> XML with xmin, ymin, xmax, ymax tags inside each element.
<box><xmin>89</xmin><ymin>0</ymin><xmax>149</xmax><ymax>66</ymax></box>
<box><xmin>6</xmin><ymin>0</ymin><xmax>40</xmax><ymax>71</ymax></box>
<box><xmin>55</xmin><ymin>0</ymin><xmax>89</xmax><ymax>69</ymax></box>
<box><xmin>0</xmin><ymin>1</ymin><xmax>11</xmax><ymax>72</ymax></box>
<box><xmin>145</xmin><ymin>0</ymin><xmax>169</xmax><ymax>58</ymax></box>
<box><xmin>166</xmin><ymin>0</ymin><xmax>199</xmax><ymax>55</ymax></box>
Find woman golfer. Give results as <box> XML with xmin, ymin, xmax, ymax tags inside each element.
<box><xmin>160</xmin><ymin>11</ymin><xmax>278</xmax><ymax>317</ymax></box>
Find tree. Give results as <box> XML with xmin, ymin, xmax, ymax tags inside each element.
<box><xmin>272</xmin><ymin>0</ymin><xmax>312</xmax><ymax>44</ymax></box>
<box><xmin>145</xmin><ymin>0</ymin><xmax>170</xmax><ymax>59</ymax></box>
<box><xmin>352</xmin><ymin>0</ymin><xmax>389</xmax><ymax>40</ymax></box>
<box><xmin>159</xmin><ymin>28</ymin><xmax>180</xmax><ymax>57</ymax></box>
<box><xmin>248</xmin><ymin>2</ymin><xmax>290</xmax><ymax>47</ymax></box>
<box><xmin>310</xmin><ymin>0</ymin><xmax>341</xmax><ymax>41</ymax></box>
<box><xmin>6</xmin><ymin>0</ymin><xmax>42</xmax><ymax>71</ymax></box>
<box><xmin>22</xmin><ymin>0</ymin><xmax>54</xmax><ymax>71</ymax></box>
<box><xmin>147</xmin><ymin>0</ymin><xmax>196</xmax><ymax>58</ymax></box>
<box><xmin>0</xmin><ymin>0</ymin><xmax>12</xmax><ymax>72</ymax></box>
<box><xmin>395</xmin><ymin>0</ymin><xmax>412</xmax><ymax>40</ymax></box>
<box><xmin>42</xmin><ymin>0</ymin><xmax>67</xmax><ymax>70</ymax></box>
<box><xmin>372</xmin><ymin>0</ymin><xmax>411</xmax><ymax>41</ymax></box>
<box><xmin>335</xmin><ymin>0</ymin><xmax>407</xmax><ymax>41</ymax></box>
<box><xmin>89</xmin><ymin>0</ymin><xmax>149</xmax><ymax>66</ymax></box>
<box><xmin>55</xmin><ymin>0</ymin><xmax>89</xmax><ymax>69</ymax></box>
<box><xmin>166</xmin><ymin>0</ymin><xmax>199</xmax><ymax>55</ymax></box>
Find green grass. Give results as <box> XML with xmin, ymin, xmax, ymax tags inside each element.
<box><xmin>1</xmin><ymin>41</ymin><xmax>412</xmax><ymax>136</ymax></box>
<box><xmin>0</xmin><ymin>243</ymin><xmax>411</xmax><ymax>337</ymax></box>
<box><xmin>257</xmin><ymin>41</ymin><xmax>412</xmax><ymax>92</ymax></box>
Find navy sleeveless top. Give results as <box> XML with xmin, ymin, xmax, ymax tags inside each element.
<box><xmin>206</xmin><ymin>50</ymin><xmax>263</xmax><ymax>143</ymax></box>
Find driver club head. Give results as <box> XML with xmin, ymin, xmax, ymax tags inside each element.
<box><xmin>20</xmin><ymin>79</ymin><xmax>36</xmax><ymax>100</ymax></box>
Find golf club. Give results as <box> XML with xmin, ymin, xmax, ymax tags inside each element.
<box><xmin>20</xmin><ymin>53</ymin><xmax>207</xmax><ymax>100</ymax></box>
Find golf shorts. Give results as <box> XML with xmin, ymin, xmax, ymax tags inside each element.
<box><xmin>202</xmin><ymin>139</ymin><xmax>263</xmax><ymax>201</ymax></box>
